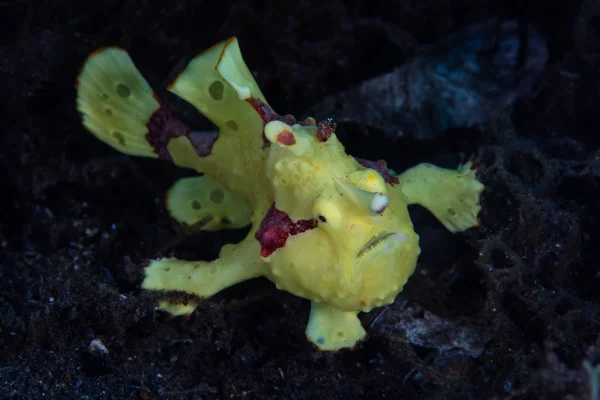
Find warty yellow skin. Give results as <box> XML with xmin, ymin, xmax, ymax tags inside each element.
<box><xmin>76</xmin><ymin>38</ymin><xmax>484</xmax><ymax>351</ymax></box>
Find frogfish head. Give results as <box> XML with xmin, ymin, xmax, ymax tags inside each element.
<box><xmin>256</xmin><ymin>119</ymin><xmax>420</xmax><ymax>311</ymax></box>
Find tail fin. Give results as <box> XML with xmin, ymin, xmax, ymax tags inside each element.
<box><xmin>76</xmin><ymin>47</ymin><xmax>160</xmax><ymax>158</ymax></box>
<box><xmin>167</xmin><ymin>37</ymin><xmax>268</xmax><ymax>133</ymax></box>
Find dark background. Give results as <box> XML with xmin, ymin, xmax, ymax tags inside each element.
<box><xmin>1</xmin><ymin>0</ymin><xmax>599</xmax><ymax>399</ymax></box>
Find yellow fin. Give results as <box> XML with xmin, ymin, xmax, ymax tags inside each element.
<box><xmin>142</xmin><ymin>239</ymin><xmax>266</xmax><ymax>298</ymax></box>
<box><xmin>215</xmin><ymin>38</ymin><xmax>266</xmax><ymax>101</ymax></box>
<box><xmin>166</xmin><ymin>175</ymin><xmax>252</xmax><ymax>231</ymax></box>
<box><xmin>76</xmin><ymin>47</ymin><xmax>159</xmax><ymax>158</ymax></box>
<box><xmin>399</xmin><ymin>162</ymin><xmax>484</xmax><ymax>232</ymax></box>
<box><xmin>305</xmin><ymin>302</ymin><xmax>366</xmax><ymax>351</ymax></box>
<box><xmin>156</xmin><ymin>298</ymin><xmax>199</xmax><ymax>316</ymax></box>
<box><xmin>167</xmin><ymin>38</ymin><xmax>266</xmax><ymax>131</ymax></box>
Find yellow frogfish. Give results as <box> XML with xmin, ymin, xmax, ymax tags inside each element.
<box><xmin>76</xmin><ymin>38</ymin><xmax>484</xmax><ymax>351</ymax></box>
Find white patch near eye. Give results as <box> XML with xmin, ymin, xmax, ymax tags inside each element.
<box><xmin>369</xmin><ymin>193</ymin><xmax>388</xmax><ymax>214</ymax></box>
<box><xmin>235</xmin><ymin>85</ymin><xmax>251</xmax><ymax>100</ymax></box>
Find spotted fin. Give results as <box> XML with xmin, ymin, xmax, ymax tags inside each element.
<box><xmin>167</xmin><ymin>37</ymin><xmax>267</xmax><ymax>133</ymax></box>
<box><xmin>76</xmin><ymin>47</ymin><xmax>160</xmax><ymax>158</ymax></box>
<box><xmin>305</xmin><ymin>302</ymin><xmax>366</xmax><ymax>351</ymax></box>
<box><xmin>399</xmin><ymin>162</ymin><xmax>484</xmax><ymax>232</ymax></box>
<box><xmin>166</xmin><ymin>175</ymin><xmax>252</xmax><ymax>231</ymax></box>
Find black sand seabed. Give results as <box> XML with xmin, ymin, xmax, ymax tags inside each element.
<box><xmin>1</xmin><ymin>1</ymin><xmax>599</xmax><ymax>399</ymax></box>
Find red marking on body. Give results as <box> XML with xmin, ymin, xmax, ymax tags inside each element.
<box><xmin>302</xmin><ymin>117</ymin><xmax>317</xmax><ymax>126</ymax></box>
<box><xmin>355</xmin><ymin>157</ymin><xmax>400</xmax><ymax>186</ymax></box>
<box><xmin>246</xmin><ymin>98</ymin><xmax>278</xmax><ymax>124</ymax></box>
<box><xmin>246</xmin><ymin>98</ymin><xmax>277</xmax><ymax>149</ymax></box>
<box><xmin>246</xmin><ymin>98</ymin><xmax>306</xmax><ymax>149</ymax></box>
<box><xmin>316</xmin><ymin>118</ymin><xmax>336</xmax><ymax>142</ymax></box>
<box><xmin>282</xmin><ymin>114</ymin><xmax>297</xmax><ymax>125</ymax></box>
<box><xmin>145</xmin><ymin>100</ymin><xmax>190</xmax><ymax>160</ymax></box>
<box><xmin>255</xmin><ymin>203</ymin><xmax>318</xmax><ymax>257</ymax></box>
<box><xmin>246</xmin><ymin>99</ymin><xmax>328</xmax><ymax>149</ymax></box>
<box><xmin>145</xmin><ymin>97</ymin><xmax>218</xmax><ymax>160</ymax></box>
<box><xmin>277</xmin><ymin>130</ymin><xmax>296</xmax><ymax>145</ymax></box>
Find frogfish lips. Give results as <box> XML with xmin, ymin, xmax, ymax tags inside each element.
<box><xmin>356</xmin><ymin>232</ymin><xmax>407</xmax><ymax>259</ymax></box>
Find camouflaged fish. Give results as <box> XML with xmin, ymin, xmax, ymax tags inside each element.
<box><xmin>76</xmin><ymin>38</ymin><xmax>484</xmax><ymax>351</ymax></box>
